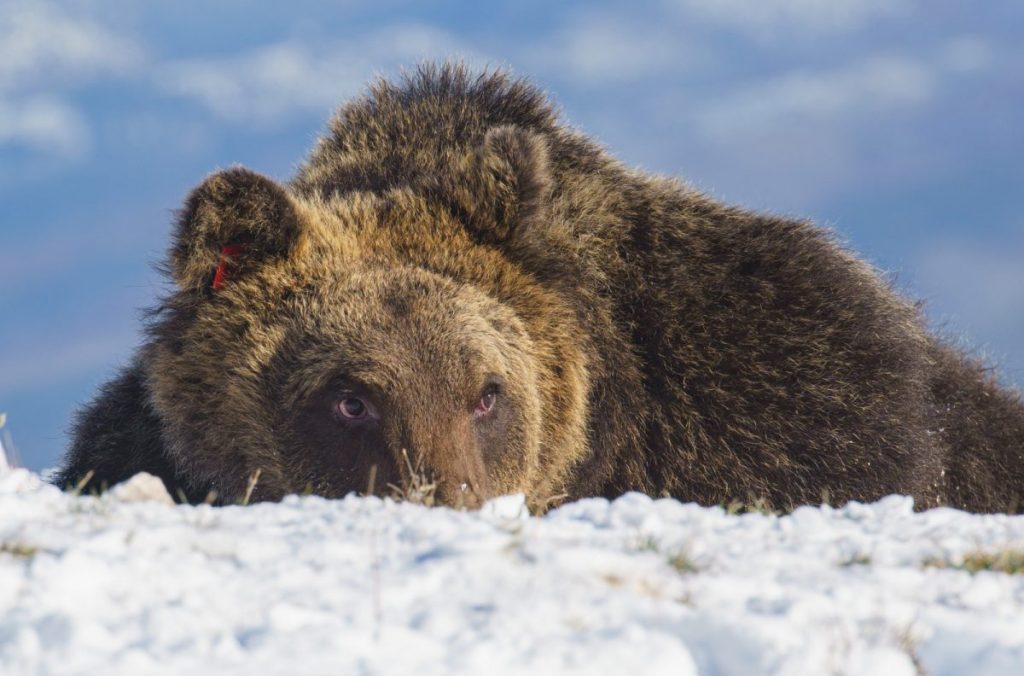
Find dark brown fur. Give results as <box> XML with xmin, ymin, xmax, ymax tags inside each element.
<box><xmin>57</xmin><ymin>64</ymin><xmax>1024</xmax><ymax>513</ymax></box>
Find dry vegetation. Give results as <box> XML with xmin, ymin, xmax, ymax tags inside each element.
<box><xmin>925</xmin><ymin>548</ymin><xmax>1024</xmax><ymax>575</ymax></box>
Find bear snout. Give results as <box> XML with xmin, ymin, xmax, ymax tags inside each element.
<box><xmin>394</xmin><ymin>417</ymin><xmax>492</xmax><ymax>509</ymax></box>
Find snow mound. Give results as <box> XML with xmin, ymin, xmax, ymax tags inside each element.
<box><xmin>1</xmin><ymin>469</ymin><xmax>1023</xmax><ymax>675</ymax></box>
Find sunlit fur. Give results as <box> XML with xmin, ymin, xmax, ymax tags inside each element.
<box><xmin>57</xmin><ymin>64</ymin><xmax>1024</xmax><ymax>513</ymax></box>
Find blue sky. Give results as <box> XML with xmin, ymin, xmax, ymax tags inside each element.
<box><xmin>2</xmin><ymin>0</ymin><xmax>1022</xmax><ymax>471</ymax></box>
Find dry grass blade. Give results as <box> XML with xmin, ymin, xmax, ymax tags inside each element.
<box><xmin>0</xmin><ymin>542</ymin><xmax>40</xmax><ymax>558</ymax></box>
<box><xmin>0</xmin><ymin>413</ymin><xmax>19</xmax><ymax>474</ymax></box>
<box><xmin>365</xmin><ymin>464</ymin><xmax>378</xmax><ymax>497</ymax></box>
<box><xmin>387</xmin><ymin>448</ymin><xmax>438</xmax><ymax>506</ymax></box>
<box><xmin>925</xmin><ymin>548</ymin><xmax>1024</xmax><ymax>575</ymax></box>
<box><xmin>543</xmin><ymin>493</ymin><xmax>569</xmax><ymax>510</ymax></box>
<box><xmin>0</xmin><ymin>413</ymin><xmax>8</xmax><ymax>474</ymax></box>
<box><xmin>241</xmin><ymin>468</ymin><xmax>262</xmax><ymax>506</ymax></box>
<box><xmin>72</xmin><ymin>470</ymin><xmax>96</xmax><ymax>496</ymax></box>
<box><xmin>0</xmin><ymin>540</ymin><xmax>39</xmax><ymax>557</ymax></box>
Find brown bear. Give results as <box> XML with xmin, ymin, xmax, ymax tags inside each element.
<box><xmin>56</xmin><ymin>64</ymin><xmax>1024</xmax><ymax>513</ymax></box>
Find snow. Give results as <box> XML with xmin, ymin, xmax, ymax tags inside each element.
<box><xmin>2</xmin><ymin>469</ymin><xmax>1023</xmax><ymax>675</ymax></box>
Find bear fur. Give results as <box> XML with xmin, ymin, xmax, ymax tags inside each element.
<box><xmin>56</xmin><ymin>64</ymin><xmax>1024</xmax><ymax>513</ymax></box>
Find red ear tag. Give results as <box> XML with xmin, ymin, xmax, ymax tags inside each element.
<box><xmin>211</xmin><ymin>243</ymin><xmax>247</xmax><ymax>291</ymax></box>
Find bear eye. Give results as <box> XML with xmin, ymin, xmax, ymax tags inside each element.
<box><xmin>335</xmin><ymin>396</ymin><xmax>377</xmax><ymax>422</ymax></box>
<box><xmin>474</xmin><ymin>387</ymin><xmax>499</xmax><ymax>417</ymax></box>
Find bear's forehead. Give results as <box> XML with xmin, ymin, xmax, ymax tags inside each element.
<box><xmin>289</xmin><ymin>193</ymin><xmax>524</xmax><ymax>307</ymax></box>
<box><xmin>268</xmin><ymin>277</ymin><xmax>518</xmax><ymax>411</ymax></box>
<box><xmin>300</xmin><ymin>189</ymin><xmax>468</xmax><ymax>250</ymax></box>
<box><xmin>280</xmin><ymin>266</ymin><xmax>513</xmax><ymax>348</ymax></box>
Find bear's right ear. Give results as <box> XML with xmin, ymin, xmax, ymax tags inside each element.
<box><xmin>445</xmin><ymin>125</ymin><xmax>552</xmax><ymax>244</ymax></box>
<box><xmin>170</xmin><ymin>167</ymin><xmax>302</xmax><ymax>293</ymax></box>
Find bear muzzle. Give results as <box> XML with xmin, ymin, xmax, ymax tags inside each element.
<box><xmin>393</xmin><ymin>417</ymin><xmax>492</xmax><ymax>509</ymax></box>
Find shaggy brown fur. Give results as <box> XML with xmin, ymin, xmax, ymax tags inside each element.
<box><xmin>57</xmin><ymin>64</ymin><xmax>1024</xmax><ymax>513</ymax></box>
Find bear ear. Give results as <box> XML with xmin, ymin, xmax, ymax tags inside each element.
<box><xmin>170</xmin><ymin>167</ymin><xmax>302</xmax><ymax>292</ymax></box>
<box><xmin>450</xmin><ymin>125</ymin><xmax>552</xmax><ymax>243</ymax></box>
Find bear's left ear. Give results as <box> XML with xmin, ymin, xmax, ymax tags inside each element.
<box><xmin>447</xmin><ymin>125</ymin><xmax>552</xmax><ymax>243</ymax></box>
<box><xmin>170</xmin><ymin>167</ymin><xmax>303</xmax><ymax>293</ymax></box>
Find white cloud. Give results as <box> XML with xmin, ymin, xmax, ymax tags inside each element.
<box><xmin>0</xmin><ymin>97</ymin><xmax>90</xmax><ymax>157</ymax></box>
<box><xmin>914</xmin><ymin>239</ymin><xmax>1024</xmax><ymax>331</ymax></box>
<box><xmin>0</xmin><ymin>2</ymin><xmax>143</xmax><ymax>91</ymax></box>
<box><xmin>912</xmin><ymin>237</ymin><xmax>1024</xmax><ymax>378</ymax></box>
<box><xmin>690</xmin><ymin>36</ymin><xmax>995</xmax><ymax>147</ymax></box>
<box><xmin>161</xmin><ymin>26</ymin><xmax>483</xmax><ymax>125</ymax></box>
<box><xmin>670</xmin><ymin>0</ymin><xmax>912</xmax><ymax>36</ymax></box>
<box><xmin>655</xmin><ymin>48</ymin><xmax>984</xmax><ymax>210</ymax></box>
<box><xmin>0</xmin><ymin>330</ymin><xmax>136</xmax><ymax>396</ymax></box>
<box><xmin>695</xmin><ymin>55</ymin><xmax>936</xmax><ymax>140</ymax></box>
<box><xmin>0</xmin><ymin>2</ymin><xmax>143</xmax><ymax>159</ymax></box>
<box><xmin>942</xmin><ymin>35</ymin><xmax>994</xmax><ymax>74</ymax></box>
<box><xmin>522</xmin><ymin>14</ymin><xmax>707</xmax><ymax>85</ymax></box>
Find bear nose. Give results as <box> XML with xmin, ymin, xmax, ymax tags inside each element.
<box><xmin>435</xmin><ymin>476</ymin><xmax>488</xmax><ymax>509</ymax></box>
<box><xmin>399</xmin><ymin>418</ymin><xmax>491</xmax><ymax>509</ymax></box>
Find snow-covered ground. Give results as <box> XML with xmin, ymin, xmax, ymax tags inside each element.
<box><xmin>1</xmin><ymin>468</ymin><xmax>1023</xmax><ymax>676</ymax></box>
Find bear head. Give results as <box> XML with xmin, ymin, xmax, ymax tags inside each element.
<box><xmin>145</xmin><ymin>126</ymin><xmax>590</xmax><ymax>510</ymax></box>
